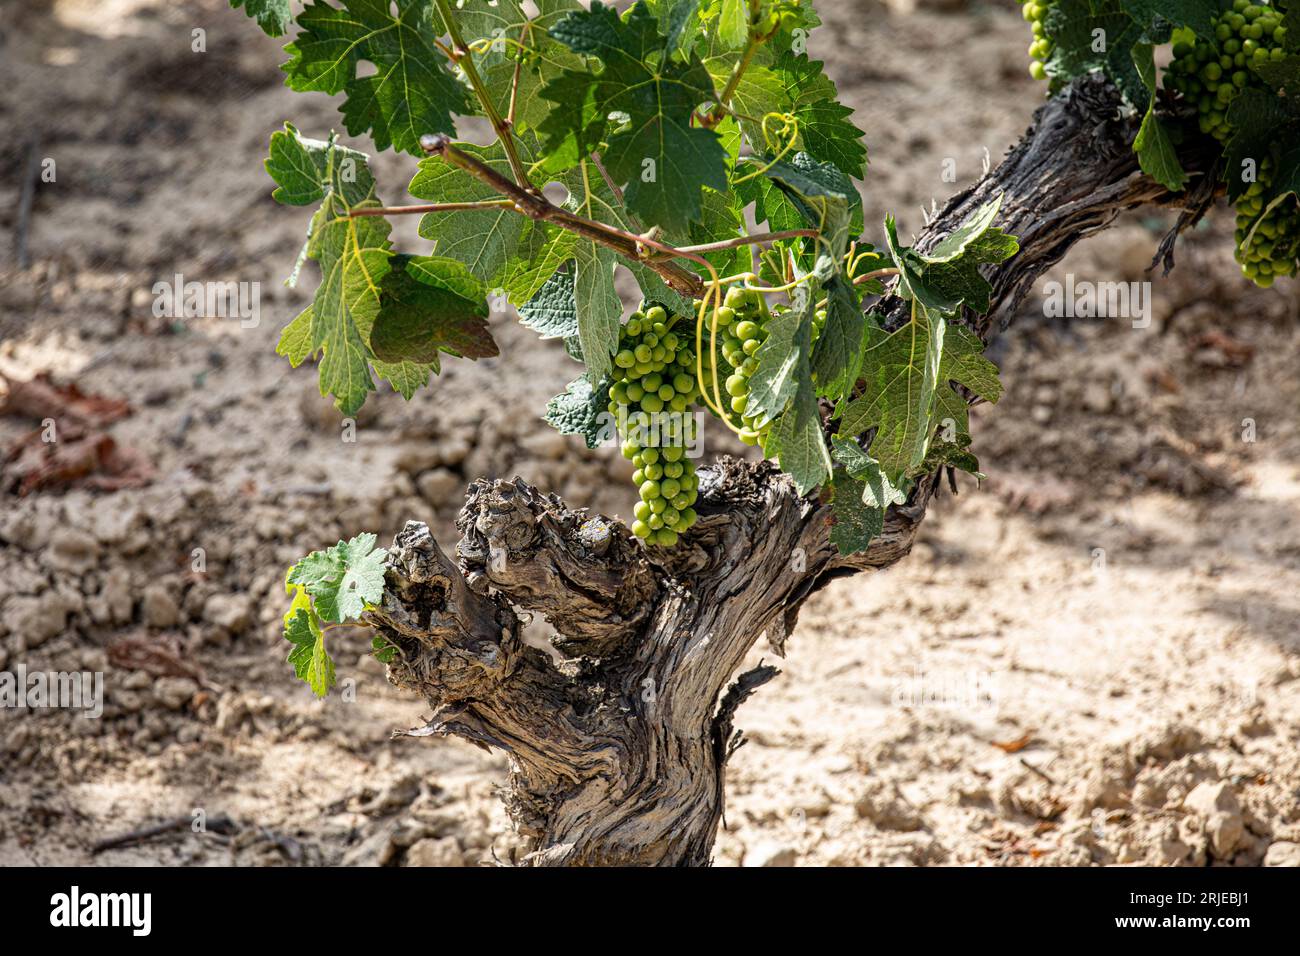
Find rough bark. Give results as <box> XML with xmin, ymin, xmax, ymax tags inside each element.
<box><xmin>365</xmin><ymin>77</ymin><xmax>1219</xmax><ymax>866</ymax></box>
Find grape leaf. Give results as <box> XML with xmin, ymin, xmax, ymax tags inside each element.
<box><xmin>763</xmin><ymin>151</ymin><xmax>862</xmax><ymax>259</ymax></box>
<box><xmin>745</xmin><ymin>305</ymin><xmax>807</xmax><ymax>422</ymax></box>
<box><xmin>1042</xmin><ymin>0</ymin><xmax>1151</xmax><ymax>106</ymax></box>
<box><xmin>265</xmin><ymin>123</ymin><xmax>377</xmax><ymax>209</ymax></box>
<box><xmin>265</xmin><ymin>128</ymin><xmax>500</xmax><ymax>411</ymax></box>
<box><xmin>287</xmin><ymin>532</ymin><xmax>388</xmax><ymax>624</ymax></box>
<box><xmin>839</xmin><ymin>316</ymin><xmax>1000</xmax><ymax>485</ymax></box>
<box><xmin>704</xmin><ymin>62</ymin><xmax>788</xmax><ymax>151</ymax></box>
<box><xmin>689</xmin><ymin>188</ymin><xmax>749</xmax><ymax>276</ymax></box>
<box><xmin>540</xmin><ymin>1</ymin><xmax>728</xmax><ymax>232</ymax></box>
<box><xmin>545</xmin><ymin>375</ymin><xmax>615</xmax><ymax>448</ymax></box>
<box><xmin>308</xmin><ymin>211</ymin><xmax>393</xmax><ymax>414</ymax></box>
<box><xmin>765</xmin><ymin>382</ymin><xmax>832</xmax><ymax>495</ymax></box>
<box><xmin>813</xmin><ymin>272</ymin><xmax>864</xmax><ymax>407</ymax></box>
<box><xmin>839</xmin><ymin>299</ymin><xmax>944</xmax><ymax>483</ymax></box>
<box><xmin>283</xmin><ymin>0</ymin><xmax>471</xmax><ymax>155</ymax></box>
<box><xmin>277</xmin><ymin>307</ymin><xmax>315</xmax><ymax>367</ymax></box>
<box><xmin>794</xmin><ymin>97</ymin><xmax>870</xmax><ymax>183</ymax></box>
<box><xmin>657</xmin><ymin>0</ymin><xmax>704</xmax><ymax>58</ymax></box>
<box><xmin>373</xmin><ymin>359</ymin><xmax>433</xmax><ymax>401</ymax></box>
<box><xmin>833</xmin><ymin>437</ymin><xmax>907</xmax><ymax>510</ymax></box>
<box><xmin>718</xmin><ymin>0</ymin><xmax>749</xmax><ymax>49</ymax></box>
<box><xmin>574</xmin><ymin>241</ymin><xmax>622</xmax><ymax>379</ymax></box>
<box><xmin>501</xmin><ymin>226</ymin><xmax>579</xmax><ymax>307</ymax></box>
<box><xmin>1255</xmin><ymin>55</ymin><xmax>1300</xmax><ymax>97</ymax></box>
<box><xmin>703</xmin><ymin>53</ymin><xmax>866</xmax><ymax>183</ymax></box>
<box><xmin>915</xmin><ymin>201</ymin><xmax>1019</xmax><ymax>315</ymax></box>
<box><xmin>1132</xmin><ymin>43</ymin><xmax>1187</xmax><ymax>192</ymax></box>
<box><xmin>774</xmin><ymin>54</ymin><xmax>868</xmax><ymax>180</ymax></box>
<box><xmin>370</xmin><ymin>255</ymin><xmax>496</xmax><ymax>365</ymax></box>
<box><xmin>284</xmin><ymin>607</ymin><xmax>335</xmax><ymax>697</ymax></box>
<box><xmin>930</xmin><ymin>325</ymin><xmax>1001</xmax><ymax>444</ymax></box>
<box><xmin>829</xmin><ymin>468</ymin><xmax>882</xmax><ymax>555</ymax></box>
<box><xmin>231</xmin><ymin>0</ymin><xmax>292</xmax><ymax>37</ymax></box>
<box><xmin>828</xmin><ymin>436</ymin><xmax>906</xmax><ymax>555</ymax></box>
<box><xmin>519</xmin><ymin>268</ymin><xmax>579</xmax><ymax>339</ymax></box>
<box><xmin>1134</xmin><ymin>107</ymin><xmax>1187</xmax><ymax>193</ymax></box>
<box><xmin>923</xmin><ymin>196</ymin><xmax>1004</xmax><ymax>264</ymax></box>
<box><xmin>734</xmin><ymin>168</ymin><xmax>806</xmax><ymax>234</ymax></box>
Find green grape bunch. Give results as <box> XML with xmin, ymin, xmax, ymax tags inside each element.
<box><xmin>609</xmin><ymin>304</ymin><xmax>704</xmax><ymax>547</ymax></box>
<box><xmin>1234</xmin><ymin>159</ymin><xmax>1300</xmax><ymax>286</ymax></box>
<box><xmin>1165</xmin><ymin>1</ymin><xmax>1289</xmax><ymax>143</ymax></box>
<box><xmin>1163</xmin><ymin>1</ymin><xmax>1298</xmax><ymax>286</ymax></box>
<box><xmin>703</xmin><ymin>286</ymin><xmax>829</xmax><ymax>449</ymax></box>
<box><xmin>707</xmin><ymin>287</ymin><xmax>774</xmax><ymax>447</ymax></box>
<box><xmin>1023</xmin><ymin>1</ymin><xmax>1056</xmax><ymax>80</ymax></box>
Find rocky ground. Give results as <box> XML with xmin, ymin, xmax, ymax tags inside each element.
<box><xmin>0</xmin><ymin>0</ymin><xmax>1297</xmax><ymax>867</ymax></box>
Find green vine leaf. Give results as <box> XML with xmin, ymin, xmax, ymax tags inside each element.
<box><xmin>829</xmin><ymin>436</ymin><xmax>907</xmax><ymax>555</ymax></box>
<box><xmin>544</xmin><ymin>375</ymin><xmax>614</xmax><ymax>448</ymax></box>
<box><xmin>519</xmin><ymin>268</ymin><xmax>579</xmax><ymax>339</ymax></box>
<box><xmin>370</xmin><ymin>255</ymin><xmax>497</xmax><ymax>366</ymax></box>
<box><xmin>539</xmin><ymin>1</ymin><xmax>728</xmax><ymax>231</ymax></box>
<box><xmin>287</xmin><ymin>533</ymin><xmax>389</xmax><ymax>625</ymax></box>
<box><xmin>285</xmin><ymin>607</ymin><xmax>335</xmax><ymax>698</ymax></box>
<box><xmin>1132</xmin><ymin>43</ymin><xmax>1188</xmax><ymax>193</ymax></box>
<box><xmin>410</xmin><ymin>141</ymin><xmax>534</xmax><ymax>287</ymax></box>
<box><xmin>283</xmin><ymin>0</ymin><xmax>471</xmax><ymax>155</ymax></box>
<box><xmin>231</xmin><ymin>0</ymin><xmax>292</xmax><ymax>37</ymax></box>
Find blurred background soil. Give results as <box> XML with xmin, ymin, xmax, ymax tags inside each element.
<box><xmin>0</xmin><ymin>0</ymin><xmax>1297</xmax><ymax>867</ymax></box>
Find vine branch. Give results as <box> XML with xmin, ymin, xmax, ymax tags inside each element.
<box><xmin>433</xmin><ymin>0</ymin><xmax>531</xmax><ymax>188</ymax></box>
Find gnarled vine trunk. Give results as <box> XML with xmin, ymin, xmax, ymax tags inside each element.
<box><xmin>365</xmin><ymin>77</ymin><xmax>1218</xmax><ymax>866</ymax></box>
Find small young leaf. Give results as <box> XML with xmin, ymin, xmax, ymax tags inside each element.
<box><xmin>285</xmin><ymin>607</ymin><xmax>335</xmax><ymax>698</ymax></box>
<box><xmin>718</xmin><ymin>0</ymin><xmax>749</xmax><ymax>49</ymax></box>
<box><xmin>287</xmin><ymin>533</ymin><xmax>388</xmax><ymax>625</ymax></box>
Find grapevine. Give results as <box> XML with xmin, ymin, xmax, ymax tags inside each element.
<box><xmin>234</xmin><ymin>0</ymin><xmax>1294</xmax><ymax>694</ymax></box>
